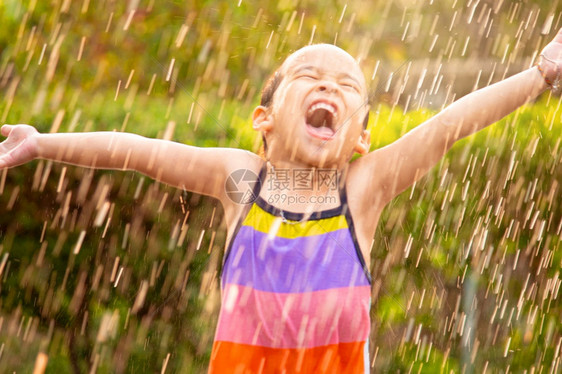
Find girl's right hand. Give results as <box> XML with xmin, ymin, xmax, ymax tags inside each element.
<box><xmin>0</xmin><ymin>124</ymin><xmax>40</xmax><ymax>169</ymax></box>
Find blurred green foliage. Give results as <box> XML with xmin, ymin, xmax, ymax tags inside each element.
<box><xmin>370</xmin><ymin>99</ymin><xmax>561</xmax><ymax>371</ymax></box>
<box><xmin>0</xmin><ymin>0</ymin><xmax>561</xmax><ymax>373</ymax></box>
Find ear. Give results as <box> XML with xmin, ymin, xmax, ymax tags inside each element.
<box><xmin>252</xmin><ymin>106</ymin><xmax>274</xmax><ymax>132</ymax></box>
<box><xmin>354</xmin><ymin>129</ymin><xmax>371</xmax><ymax>155</ymax></box>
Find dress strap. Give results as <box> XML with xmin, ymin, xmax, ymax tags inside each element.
<box><xmin>339</xmin><ymin>178</ymin><xmax>373</xmax><ymax>284</ymax></box>
<box><xmin>337</xmin><ymin>172</ymin><xmax>348</xmax><ymax>208</ymax></box>
<box><xmin>251</xmin><ymin>162</ymin><xmax>268</xmax><ymax>202</ymax></box>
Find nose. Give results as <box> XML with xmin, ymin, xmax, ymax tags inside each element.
<box><xmin>317</xmin><ymin>80</ymin><xmax>338</xmax><ymax>93</ymax></box>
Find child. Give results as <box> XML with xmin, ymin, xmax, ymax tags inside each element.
<box><xmin>1</xmin><ymin>30</ymin><xmax>561</xmax><ymax>373</ymax></box>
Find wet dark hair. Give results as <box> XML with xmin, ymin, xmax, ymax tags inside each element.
<box><xmin>259</xmin><ymin>70</ymin><xmax>370</xmax><ymax>129</ymax></box>
<box><xmin>260</xmin><ymin>71</ymin><xmax>283</xmax><ymax>107</ymax></box>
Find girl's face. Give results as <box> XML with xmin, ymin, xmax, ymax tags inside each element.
<box><xmin>254</xmin><ymin>45</ymin><xmax>371</xmax><ymax>169</ymax></box>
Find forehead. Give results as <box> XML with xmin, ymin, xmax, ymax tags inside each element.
<box><xmin>280</xmin><ymin>45</ymin><xmax>366</xmax><ymax>87</ymax></box>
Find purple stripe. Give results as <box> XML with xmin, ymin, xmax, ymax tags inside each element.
<box><xmin>223</xmin><ymin>226</ymin><xmax>370</xmax><ymax>293</ymax></box>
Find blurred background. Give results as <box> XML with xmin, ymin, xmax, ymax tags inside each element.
<box><xmin>0</xmin><ymin>0</ymin><xmax>561</xmax><ymax>372</ymax></box>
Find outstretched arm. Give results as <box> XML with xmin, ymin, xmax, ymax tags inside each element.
<box><xmin>360</xmin><ymin>28</ymin><xmax>562</xmax><ymax>204</ymax></box>
<box><xmin>0</xmin><ymin>125</ymin><xmax>258</xmax><ymax>202</ymax></box>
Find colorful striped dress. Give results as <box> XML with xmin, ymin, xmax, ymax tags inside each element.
<box><xmin>210</xmin><ymin>171</ymin><xmax>372</xmax><ymax>373</ymax></box>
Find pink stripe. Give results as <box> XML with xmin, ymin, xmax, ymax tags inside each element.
<box><xmin>215</xmin><ymin>284</ymin><xmax>370</xmax><ymax>349</ymax></box>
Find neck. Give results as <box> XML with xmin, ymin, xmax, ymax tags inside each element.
<box><xmin>266</xmin><ymin>151</ymin><xmax>346</xmax><ymax>171</ymax></box>
<box><xmin>259</xmin><ymin>160</ymin><xmax>347</xmax><ymax>214</ymax></box>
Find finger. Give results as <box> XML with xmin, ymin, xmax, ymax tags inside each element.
<box><xmin>1</xmin><ymin>125</ymin><xmax>13</xmax><ymax>137</ymax></box>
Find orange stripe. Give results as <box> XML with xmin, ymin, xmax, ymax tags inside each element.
<box><xmin>208</xmin><ymin>341</ymin><xmax>366</xmax><ymax>374</ymax></box>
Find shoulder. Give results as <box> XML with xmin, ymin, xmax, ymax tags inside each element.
<box><xmin>217</xmin><ymin>149</ymin><xmax>264</xmax><ymax>226</ymax></box>
<box><xmin>200</xmin><ymin>147</ymin><xmax>263</xmax><ymax>180</ymax></box>
<box><xmin>213</xmin><ymin>148</ymin><xmax>263</xmax><ymax>202</ymax></box>
<box><xmin>348</xmin><ymin>143</ymin><xmax>410</xmax><ymax>207</ymax></box>
<box><xmin>345</xmin><ymin>149</ymin><xmax>396</xmax><ymax>220</ymax></box>
<box><xmin>218</xmin><ymin>148</ymin><xmax>263</xmax><ymax>174</ymax></box>
<box><xmin>347</xmin><ymin>151</ymin><xmax>387</xmax><ymax>196</ymax></box>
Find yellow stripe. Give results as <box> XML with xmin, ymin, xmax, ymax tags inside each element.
<box><xmin>242</xmin><ymin>204</ymin><xmax>348</xmax><ymax>239</ymax></box>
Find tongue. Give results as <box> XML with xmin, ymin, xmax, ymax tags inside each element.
<box><xmin>307</xmin><ymin>124</ymin><xmax>335</xmax><ymax>139</ymax></box>
<box><xmin>306</xmin><ymin>108</ymin><xmax>335</xmax><ymax>139</ymax></box>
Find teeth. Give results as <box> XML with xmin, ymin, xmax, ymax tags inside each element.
<box><xmin>308</xmin><ymin>102</ymin><xmax>337</xmax><ymax>119</ymax></box>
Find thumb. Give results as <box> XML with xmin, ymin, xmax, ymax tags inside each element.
<box><xmin>1</xmin><ymin>125</ymin><xmax>13</xmax><ymax>137</ymax></box>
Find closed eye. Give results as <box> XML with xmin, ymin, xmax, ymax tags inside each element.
<box><xmin>341</xmin><ymin>81</ymin><xmax>360</xmax><ymax>92</ymax></box>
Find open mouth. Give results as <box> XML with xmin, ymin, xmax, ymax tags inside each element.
<box><xmin>305</xmin><ymin>102</ymin><xmax>337</xmax><ymax>140</ymax></box>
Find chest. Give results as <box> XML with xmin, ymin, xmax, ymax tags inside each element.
<box><xmin>219</xmin><ymin>210</ymin><xmax>371</xmax><ymax>348</ymax></box>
